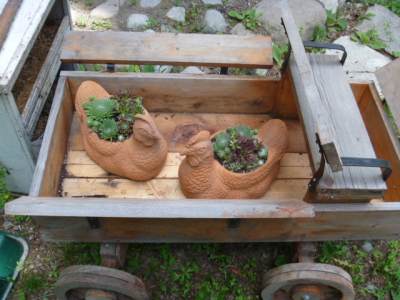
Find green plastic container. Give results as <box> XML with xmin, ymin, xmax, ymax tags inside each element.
<box><xmin>0</xmin><ymin>232</ymin><xmax>28</xmax><ymax>300</ymax></box>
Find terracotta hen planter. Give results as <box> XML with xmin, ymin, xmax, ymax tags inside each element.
<box><xmin>178</xmin><ymin>119</ymin><xmax>289</xmax><ymax>199</ymax></box>
<box><xmin>75</xmin><ymin>80</ymin><xmax>168</xmax><ymax>181</ymax></box>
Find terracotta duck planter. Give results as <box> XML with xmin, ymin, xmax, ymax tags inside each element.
<box><xmin>75</xmin><ymin>80</ymin><xmax>168</xmax><ymax>181</ymax></box>
<box><xmin>178</xmin><ymin>119</ymin><xmax>289</xmax><ymax>199</ymax></box>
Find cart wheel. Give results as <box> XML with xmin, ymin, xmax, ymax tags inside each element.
<box><xmin>261</xmin><ymin>263</ymin><xmax>355</xmax><ymax>300</ymax></box>
<box><xmin>54</xmin><ymin>265</ymin><xmax>149</xmax><ymax>300</ymax></box>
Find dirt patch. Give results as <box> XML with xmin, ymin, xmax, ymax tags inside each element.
<box><xmin>12</xmin><ymin>20</ymin><xmax>60</xmax><ymax>114</ymax></box>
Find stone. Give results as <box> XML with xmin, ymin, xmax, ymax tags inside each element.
<box><xmin>155</xmin><ymin>65</ymin><xmax>173</xmax><ymax>73</ymax></box>
<box><xmin>362</xmin><ymin>241</ymin><xmax>374</xmax><ymax>253</ymax></box>
<box><xmin>318</xmin><ymin>0</ymin><xmax>344</xmax><ymax>13</ymax></box>
<box><xmin>144</xmin><ymin>29</ymin><xmax>155</xmax><ymax>33</ymax></box>
<box><xmin>325</xmin><ymin>36</ymin><xmax>391</xmax><ymax>97</ymax></box>
<box><xmin>140</xmin><ymin>0</ymin><xmax>161</xmax><ymax>8</ymax></box>
<box><xmin>230</xmin><ymin>23</ymin><xmax>254</xmax><ymax>36</ymax></box>
<box><xmin>90</xmin><ymin>0</ymin><xmax>125</xmax><ymax>19</ymax></box>
<box><xmin>202</xmin><ymin>0</ymin><xmax>222</xmax><ymax>5</ymax></box>
<box><xmin>166</xmin><ymin>6</ymin><xmax>185</xmax><ymax>23</ymax></box>
<box><xmin>203</xmin><ymin>9</ymin><xmax>227</xmax><ymax>33</ymax></box>
<box><xmin>255</xmin><ymin>0</ymin><xmax>326</xmax><ymax>43</ymax></box>
<box><xmin>356</xmin><ymin>5</ymin><xmax>400</xmax><ymax>54</ymax></box>
<box><xmin>127</xmin><ymin>14</ymin><xmax>149</xmax><ymax>30</ymax></box>
<box><xmin>181</xmin><ymin>66</ymin><xmax>204</xmax><ymax>74</ymax></box>
<box><xmin>161</xmin><ymin>24</ymin><xmax>178</xmax><ymax>33</ymax></box>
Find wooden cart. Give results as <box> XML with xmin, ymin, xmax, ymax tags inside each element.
<box><xmin>5</xmin><ymin>4</ymin><xmax>400</xmax><ymax>300</ymax></box>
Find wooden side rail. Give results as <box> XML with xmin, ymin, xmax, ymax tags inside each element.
<box><xmin>281</xmin><ymin>0</ymin><xmax>387</xmax><ymax>201</ymax></box>
<box><xmin>61</xmin><ymin>31</ymin><xmax>273</xmax><ymax>68</ymax></box>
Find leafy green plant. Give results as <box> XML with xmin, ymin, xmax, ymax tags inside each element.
<box><xmin>128</xmin><ymin>0</ymin><xmax>137</xmax><ymax>5</ymax></box>
<box><xmin>272</xmin><ymin>43</ymin><xmax>289</xmax><ymax>68</ymax></box>
<box><xmin>312</xmin><ymin>25</ymin><xmax>328</xmax><ymax>42</ymax></box>
<box><xmin>362</xmin><ymin>0</ymin><xmax>400</xmax><ymax>16</ymax></box>
<box><xmin>212</xmin><ymin>125</ymin><xmax>268</xmax><ymax>173</ymax></box>
<box><xmin>75</xmin><ymin>15</ymin><xmax>88</xmax><ymax>28</ymax></box>
<box><xmin>326</xmin><ymin>9</ymin><xmax>348</xmax><ymax>33</ymax></box>
<box><xmin>351</xmin><ymin>29</ymin><xmax>387</xmax><ymax>49</ymax></box>
<box><xmin>146</xmin><ymin>17</ymin><xmax>159</xmax><ymax>29</ymax></box>
<box><xmin>90</xmin><ymin>19</ymin><xmax>113</xmax><ymax>30</ymax></box>
<box><xmin>392</xmin><ymin>51</ymin><xmax>400</xmax><ymax>58</ymax></box>
<box><xmin>84</xmin><ymin>95</ymin><xmax>144</xmax><ymax>141</ymax></box>
<box><xmin>228</xmin><ymin>9</ymin><xmax>262</xmax><ymax>31</ymax></box>
<box><xmin>0</xmin><ymin>165</ymin><xmax>11</xmax><ymax>209</ymax></box>
<box><xmin>357</xmin><ymin>11</ymin><xmax>375</xmax><ymax>22</ymax></box>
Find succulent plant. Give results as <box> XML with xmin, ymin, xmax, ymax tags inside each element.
<box><xmin>84</xmin><ymin>95</ymin><xmax>145</xmax><ymax>142</ymax></box>
<box><xmin>212</xmin><ymin>125</ymin><xmax>268</xmax><ymax>173</ymax></box>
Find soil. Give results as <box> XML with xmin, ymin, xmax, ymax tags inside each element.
<box><xmin>12</xmin><ymin>20</ymin><xmax>60</xmax><ymax>114</ymax></box>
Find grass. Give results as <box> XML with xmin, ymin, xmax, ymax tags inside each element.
<box><xmin>272</xmin><ymin>43</ymin><xmax>289</xmax><ymax>68</ymax></box>
<box><xmin>361</xmin><ymin>0</ymin><xmax>400</xmax><ymax>16</ymax></box>
<box><xmin>0</xmin><ymin>165</ymin><xmax>11</xmax><ymax>210</ymax></box>
<box><xmin>90</xmin><ymin>19</ymin><xmax>113</xmax><ymax>31</ymax></box>
<box><xmin>318</xmin><ymin>241</ymin><xmax>400</xmax><ymax>299</ymax></box>
<box><xmin>351</xmin><ymin>28</ymin><xmax>387</xmax><ymax>49</ymax></box>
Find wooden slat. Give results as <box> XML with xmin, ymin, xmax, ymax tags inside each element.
<box><xmin>6</xmin><ymin>196</ymin><xmax>314</xmax><ymax>219</ymax></box>
<box><xmin>358</xmin><ymin>83</ymin><xmax>400</xmax><ymax>201</ymax></box>
<box><xmin>65</xmin><ymin>71</ymin><xmax>280</xmax><ymax>114</ymax></box>
<box><xmin>64</xmin><ymin>151</ymin><xmax>312</xmax><ymax>179</ymax></box>
<box><xmin>0</xmin><ymin>0</ymin><xmax>55</xmax><ymax>90</ymax></box>
<box><xmin>376</xmin><ymin>58</ymin><xmax>400</xmax><ymax>130</ymax></box>
<box><xmin>30</xmin><ymin>76</ymin><xmax>73</xmax><ymax>197</ymax></box>
<box><xmin>309</xmin><ymin>55</ymin><xmax>386</xmax><ymax>199</ymax></box>
<box><xmin>68</xmin><ymin>112</ymin><xmax>308</xmax><ymax>153</ymax></box>
<box><xmin>14</xmin><ymin>202</ymin><xmax>400</xmax><ymax>242</ymax></box>
<box><xmin>61</xmin><ymin>178</ymin><xmax>309</xmax><ymax>200</ymax></box>
<box><xmin>22</xmin><ymin>16</ymin><xmax>70</xmax><ymax>137</ymax></box>
<box><xmin>281</xmin><ymin>2</ymin><xmax>342</xmax><ymax>173</ymax></box>
<box><xmin>61</xmin><ymin>31</ymin><xmax>273</xmax><ymax>68</ymax></box>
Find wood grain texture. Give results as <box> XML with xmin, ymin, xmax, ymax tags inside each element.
<box><xmin>281</xmin><ymin>2</ymin><xmax>341</xmax><ymax>174</ymax></box>
<box><xmin>30</xmin><ymin>76</ymin><xmax>73</xmax><ymax>197</ymax></box>
<box><xmin>65</xmin><ymin>71</ymin><xmax>280</xmax><ymax>114</ymax></box>
<box><xmin>308</xmin><ymin>55</ymin><xmax>386</xmax><ymax>200</ymax></box>
<box><xmin>22</xmin><ymin>16</ymin><xmax>70</xmax><ymax>137</ymax></box>
<box><xmin>358</xmin><ymin>83</ymin><xmax>400</xmax><ymax>201</ymax></box>
<box><xmin>376</xmin><ymin>58</ymin><xmax>400</xmax><ymax>129</ymax></box>
<box><xmin>6</xmin><ymin>196</ymin><xmax>314</xmax><ymax>219</ymax></box>
<box><xmin>61</xmin><ymin>31</ymin><xmax>273</xmax><ymax>68</ymax></box>
<box><xmin>27</xmin><ymin>203</ymin><xmax>400</xmax><ymax>242</ymax></box>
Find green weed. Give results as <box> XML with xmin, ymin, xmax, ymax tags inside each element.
<box><xmin>326</xmin><ymin>9</ymin><xmax>348</xmax><ymax>33</ymax></box>
<box><xmin>75</xmin><ymin>15</ymin><xmax>88</xmax><ymax>28</ymax></box>
<box><xmin>351</xmin><ymin>28</ymin><xmax>387</xmax><ymax>49</ymax></box>
<box><xmin>128</xmin><ymin>0</ymin><xmax>137</xmax><ymax>5</ymax></box>
<box><xmin>90</xmin><ymin>19</ymin><xmax>113</xmax><ymax>30</ymax></box>
<box><xmin>228</xmin><ymin>9</ymin><xmax>262</xmax><ymax>31</ymax></box>
<box><xmin>146</xmin><ymin>17</ymin><xmax>159</xmax><ymax>30</ymax></box>
<box><xmin>119</xmin><ymin>65</ymin><xmax>141</xmax><ymax>72</ymax></box>
<box><xmin>272</xmin><ymin>43</ymin><xmax>289</xmax><ymax>68</ymax></box>
<box><xmin>357</xmin><ymin>11</ymin><xmax>375</xmax><ymax>22</ymax></box>
<box><xmin>361</xmin><ymin>0</ymin><xmax>400</xmax><ymax>16</ymax></box>
<box><xmin>0</xmin><ymin>165</ymin><xmax>11</xmax><ymax>209</ymax></box>
<box><xmin>60</xmin><ymin>243</ymin><xmax>101</xmax><ymax>266</ymax></box>
<box><xmin>18</xmin><ymin>273</ymin><xmax>46</xmax><ymax>296</ymax></box>
<box><xmin>84</xmin><ymin>0</ymin><xmax>94</xmax><ymax>7</ymax></box>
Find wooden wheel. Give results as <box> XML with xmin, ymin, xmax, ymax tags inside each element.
<box><xmin>54</xmin><ymin>265</ymin><xmax>149</xmax><ymax>300</ymax></box>
<box><xmin>261</xmin><ymin>263</ymin><xmax>355</xmax><ymax>300</ymax></box>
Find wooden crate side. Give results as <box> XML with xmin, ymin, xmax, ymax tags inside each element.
<box><xmin>61</xmin><ymin>31</ymin><xmax>273</xmax><ymax>68</ymax></box>
<box><xmin>31</xmin><ymin>202</ymin><xmax>400</xmax><ymax>242</ymax></box>
<box><xmin>358</xmin><ymin>83</ymin><xmax>400</xmax><ymax>201</ymax></box>
<box><xmin>30</xmin><ymin>76</ymin><xmax>73</xmax><ymax>197</ymax></box>
<box><xmin>65</xmin><ymin>72</ymin><xmax>280</xmax><ymax>114</ymax></box>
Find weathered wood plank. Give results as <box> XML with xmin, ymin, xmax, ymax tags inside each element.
<box><xmin>376</xmin><ymin>58</ymin><xmax>400</xmax><ymax>130</ymax></box>
<box><xmin>0</xmin><ymin>0</ymin><xmax>22</xmax><ymax>49</ymax></box>
<box><xmin>61</xmin><ymin>31</ymin><xmax>273</xmax><ymax>68</ymax></box>
<box><xmin>61</xmin><ymin>178</ymin><xmax>309</xmax><ymax>200</ymax></box>
<box><xmin>68</xmin><ymin>112</ymin><xmax>308</xmax><ymax>153</ymax></box>
<box><xmin>6</xmin><ymin>196</ymin><xmax>314</xmax><ymax>219</ymax></box>
<box><xmin>64</xmin><ymin>151</ymin><xmax>312</xmax><ymax>179</ymax></box>
<box><xmin>25</xmin><ymin>202</ymin><xmax>400</xmax><ymax>242</ymax></box>
<box><xmin>22</xmin><ymin>16</ymin><xmax>70</xmax><ymax>137</ymax></box>
<box><xmin>30</xmin><ymin>76</ymin><xmax>73</xmax><ymax>197</ymax></box>
<box><xmin>281</xmin><ymin>2</ymin><xmax>341</xmax><ymax>173</ymax></box>
<box><xmin>309</xmin><ymin>55</ymin><xmax>386</xmax><ymax>199</ymax></box>
<box><xmin>65</xmin><ymin>71</ymin><xmax>280</xmax><ymax>114</ymax></box>
<box><xmin>0</xmin><ymin>0</ymin><xmax>55</xmax><ymax>90</ymax></box>
<box><xmin>358</xmin><ymin>83</ymin><xmax>400</xmax><ymax>201</ymax></box>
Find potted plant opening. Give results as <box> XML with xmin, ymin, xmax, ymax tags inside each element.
<box><xmin>75</xmin><ymin>81</ymin><xmax>168</xmax><ymax>181</ymax></box>
<box><xmin>178</xmin><ymin>120</ymin><xmax>288</xmax><ymax>199</ymax></box>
